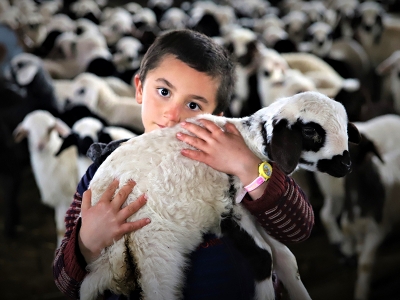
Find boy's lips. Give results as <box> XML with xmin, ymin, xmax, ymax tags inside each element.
<box><xmin>157</xmin><ymin>124</ymin><xmax>166</xmax><ymax>128</ymax></box>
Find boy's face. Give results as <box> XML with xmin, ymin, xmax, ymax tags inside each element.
<box><xmin>135</xmin><ymin>55</ymin><xmax>222</xmax><ymax>133</ymax></box>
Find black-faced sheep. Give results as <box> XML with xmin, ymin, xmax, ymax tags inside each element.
<box><xmin>80</xmin><ymin>91</ymin><xmax>360</xmax><ymax>300</ymax></box>
<box><xmin>340</xmin><ymin>114</ymin><xmax>400</xmax><ymax>300</ymax></box>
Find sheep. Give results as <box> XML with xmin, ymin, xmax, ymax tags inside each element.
<box><xmin>339</xmin><ymin>114</ymin><xmax>400</xmax><ymax>300</ymax></box>
<box><xmin>159</xmin><ymin>7</ymin><xmax>190</xmax><ymax>30</ymax></box>
<box><xmin>56</xmin><ymin>117</ymin><xmax>137</xmax><ymax>178</ymax></box>
<box><xmin>353</xmin><ymin>1</ymin><xmax>400</xmax><ymax>67</ymax></box>
<box><xmin>65</xmin><ymin>72</ymin><xmax>144</xmax><ymax>134</ymax></box>
<box><xmin>13</xmin><ymin>110</ymin><xmax>80</xmax><ymax>247</ymax></box>
<box><xmin>281</xmin><ymin>52</ymin><xmax>360</xmax><ymax>99</ymax></box>
<box><xmin>80</xmin><ymin>91</ymin><xmax>361</xmax><ymax>300</ymax></box>
<box><xmin>43</xmin><ymin>32</ymin><xmax>115</xmax><ymax>79</ymax></box>
<box><xmin>375</xmin><ymin>50</ymin><xmax>400</xmax><ymax>113</ymax></box>
<box><xmin>314</xmin><ymin>114</ymin><xmax>400</xmax><ymax>252</ymax></box>
<box><xmin>99</xmin><ymin>7</ymin><xmax>132</xmax><ymax>47</ymax></box>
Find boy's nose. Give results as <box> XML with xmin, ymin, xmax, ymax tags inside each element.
<box><xmin>164</xmin><ymin>104</ymin><xmax>182</xmax><ymax>123</ymax></box>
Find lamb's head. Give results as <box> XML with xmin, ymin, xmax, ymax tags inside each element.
<box><xmin>65</xmin><ymin>73</ymin><xmax>102</xmax><ymax>110</ymax></box>
<box><xmin>13</xmin><ymin>110</ymin><xmax>71</xmax><ymax>152</ymax></box>
<box><xmin>246</xmin><ymin>91</ymin><xmax>360</xmax><ymax>177</ymax></box>
<box><xmin>7</xmin><ymin>53</ymin><xmax>44</xmax><ymax>87</ymax></box>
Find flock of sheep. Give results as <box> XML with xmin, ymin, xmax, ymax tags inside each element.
<box><xmin>1</xmin><ymin>0</ymin><xmax>400</xmax><ymax>299</ymax></box>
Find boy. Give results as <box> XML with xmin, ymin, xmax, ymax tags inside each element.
<box><xmin>53</xmin><ymin>29</ymin><xmax>314</xmax><ymax>299</ymax></box>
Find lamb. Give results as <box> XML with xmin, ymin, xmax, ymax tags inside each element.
<box><xmin>56</xmin><ymin>117</ymin><xmax>137</xmax><ymax>178</ymax></box>
<box><xmin>65</xmin><ymin>72</ymin><xmax>144</xmax><ymax>134</ymax></box>
<box><xmin>339</xmin><ymin>114</ymin><xmax>400</xmax><ymax>300</ymax></box>
<box><xmin>313</xmin><ymin>113</ymin><xmax>400</xmax><ymax>252</ymax></box>
<box><xmin>80</xmin><ymin>91</ymin><xmax>360</xmax><ymax>300</ymax></box>
<box><xmin>375</xmin><ymin>50</ymin><xmax>400</xmax><ymax>113</ymax></box>
<box><xmin>13</xmin><ymin>110</ymin><xmax>80</xmax><ymax>247</ymax></box>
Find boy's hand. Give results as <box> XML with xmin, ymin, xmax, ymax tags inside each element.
<box><xmin>79</xmin><ymin>179</ymin><xmax>150</xmax><ymax>264</ymax></box>
<box><xmin>177</xmin><ymin>120</ymin><xmax>261</xmax><ymax>184</ymax></box>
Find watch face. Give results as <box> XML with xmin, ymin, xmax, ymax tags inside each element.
<box><xmin>263</xmin><ymin>163</ymin><xmax>272</xmax><ymax>177</ymax></box>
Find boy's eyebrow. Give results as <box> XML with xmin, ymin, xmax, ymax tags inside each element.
<box><xmin>156</xmin><ymin>78</ymin><xmax>209</xmax><ymax>104</ymax></box>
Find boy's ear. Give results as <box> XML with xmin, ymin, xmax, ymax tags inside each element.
<box><xmin>134</xmin><ymin>74</ymin><xmax>143</xmax><ymax>104</ymax></box>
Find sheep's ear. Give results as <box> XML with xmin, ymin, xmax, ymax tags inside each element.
<box><xmin>376</xmin><ymin>51</ymin><xmax>400</xmax><ymax>75</ymax></box>
<box><xmin>55</xmin><ymin>132</ymin><xmax>78</xmax><ymax>156</ymax></box>
<box><xmin>270</xmin><ymin>119</ymin><xmax>302</xmax><ymax>174</ymax></box>
<box><xmin>13</xmin><ymin>123</ymin><xmax>28</xmax><ymax>143</ymax></box>
<box><xmin>348</xmin><ymin>122</ymin><xmax>361</xmax><ymax>144</ymax></box>
<box><xmin>97</xmin><ymin>130</ymin><xmax>113</xmax><ymax>144</ymax></box>
<box><xmin>54</xmin><ymin>118</ymin><xmax>71</xmax><ymax>137</ymax></box>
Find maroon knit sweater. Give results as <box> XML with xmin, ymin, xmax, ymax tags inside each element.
<box><xmin>53</xmin><ymin>163</ymin><xmax>314</xmax><ymax>300</ymax></box>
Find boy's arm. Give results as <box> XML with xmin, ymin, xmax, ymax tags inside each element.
<box><xmin>53</xmin><ymin>194</ymin><xmax>87</xmax><ymax>299</ymax></box>
<box><xmin>241</xmin><ymin>164</ymin><xmax>314</xmax><ymax>244</ymax></box>
<box><xmin>53</xmin><ymin>164</ymin><xmax>98</xmax><ymax>299</ymax></box>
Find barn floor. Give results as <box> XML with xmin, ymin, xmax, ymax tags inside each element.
<box><xmin>1</xmin><ymin>167</ymin><xmax>400</xmax><ymax>300</ymax></box>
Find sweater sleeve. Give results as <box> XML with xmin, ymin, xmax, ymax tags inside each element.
<box><xmin>53</xmin><ymin>164</ymin><xmax>99</xmax><ymax>300</ymax></box>
<box><xmin>241</xmin><ymin>164</ymin><xmax>314</xmax><ymax>244</ymax></box>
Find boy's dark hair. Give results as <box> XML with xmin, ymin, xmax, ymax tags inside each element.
<box><xmin>138</xmin><ymin>29</ymin><xmax>235</xmax><ymax>114</ymax></box>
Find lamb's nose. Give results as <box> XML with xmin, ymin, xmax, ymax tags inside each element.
<box><xmin>341</xmin><ymin>150</ymin><xmax>351</xmax><ymax>169</ymax></box>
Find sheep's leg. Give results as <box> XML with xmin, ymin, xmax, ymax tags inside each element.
<box><xmin>314</xmin><ymin>174</ymin><xmax>345</xmax><ymax>247</ymax></box>
<box><xmin>224</xmin><ymin>206</ymin><xmax>275</xmax><ymax>300</ymax></box>
<box><xmin>320</xmin><ymin>195</ymin><xmax>344</xmax><ymax>246</ymax></box>
<box><xmin>339</xmin><ymin>212</ymin><xmax>357</xmax><ymax>265</ymax></box>
<box><xmin>354</xmin><ymin>219</ymin><xmax>385</xmax><ymax>300</ymax></box>
<box><xmin>259</xmin><ymin>228</ymin><xmax>312</xmax><ymax>300</ymax></box>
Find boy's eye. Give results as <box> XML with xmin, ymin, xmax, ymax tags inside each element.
<box><xmin>187</xmin><ymin>102</ymin><xmax>200</xmax><ymax>110</ymax></box>
<box><xmin>157</xmin><ymin>88</ymin><xmax>170</xmax><ymax>97</ymax></box>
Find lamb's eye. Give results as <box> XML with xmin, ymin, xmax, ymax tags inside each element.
<box><xmin>77</xmin><ymin>87</ymin><xmax>86</xmax><ymax>95</ymax></box>
<box><xmin>263</xmin><ymin>70</ymin><xmax>270</xmax><ymax>77</ymax></box>
<box><xmin>16</xmin><ymin>61</ymin><xmax>26</xmax><ymax>69</ymax></box>
<box><xmin>157</xmin><ymin>88</ymin><xmax>170</xmax><ymax>97</ymax></box>
<box><xmin>302</xmin><ymin>126</ymin><xmax>316</xmax><ymax>138</ymax></box>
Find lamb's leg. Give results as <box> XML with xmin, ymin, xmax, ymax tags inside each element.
<box><xmin>223</xmin><ymin>206</ymin><xmax>275</xmax><ymax>300</ymax></box>
<box><xmin>135</xmin><ymin>231</ymin><xmax>199</xmax><ymax>300</ymax></box>
<box><xmin>354</xmin><ymin>219</ymin><xmax>385</xmax><ymax>300</ymax></box>
<box><xmin>259</xmin><ymin>229</ymin><xmax>312</xmax><ymax>300</ymax></box>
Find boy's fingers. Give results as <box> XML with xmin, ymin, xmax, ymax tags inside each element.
<box><xmin>120</xmin><ymin>218</ymin><xmax>151</xmax><ymax>234</ymax></box>
<box><xmin>99</xmin><ymin>179</ymin><xmax>119</xmax><ymax>203</ymax></box>
<box><xmin>81</xmin><ymin>188</ymin><xmax>92</xmax><ymax>212</ymax></box>
<box><xmin>119</xmin><ymin>194</ymin><xmax>147</xmax><ymax>221</ymax></box>
<box><xmin>112</xmin><ymin>180</ymin><xmax>136</xmax><ymax>210</ymax></box>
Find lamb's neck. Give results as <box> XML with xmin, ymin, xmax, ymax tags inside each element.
<box><xmin>230</xmin><ymin>116</ymin><xmax>269</xmax><ymax>160</ymax></box>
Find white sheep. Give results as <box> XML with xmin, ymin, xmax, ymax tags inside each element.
<box><xmin>65</xmin><ymin>72</ymin><xmax>144</xmax><ymax>133</ymax></box>
<box><xmin>13</xmin><ymin>110</ymin><xmax>80</xmax><ymax>247</ymax></box>
<box><xmin>339</xmin><ymin>114</ymin><xmax>400</xmax><ymax>300</ymax></box>
<box><xmin>80</xmin><ymin>91</ymin><xmax>360</xmax><ymax>300</ymax></box>
<box><xmin>353</xmin><ymin>1</ymin><xmax>400</xmax><ymax>67</ymax></box>
<box><xmin>376</xmin><ymin>50</ymin><xmax>400</xmax><ymax>113</ymax></box>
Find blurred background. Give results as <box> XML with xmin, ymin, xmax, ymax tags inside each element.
<box><xmin>1</xmin><ymin>0</ymin><xmax>400</xmax><ymax>299</ymax></box>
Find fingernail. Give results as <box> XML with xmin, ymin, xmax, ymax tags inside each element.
<box><xmin>144</xmin><ymin>194</ymin><xmax>147</xmax><ymax>200</ymax></box>
<box><xmin>176</xmin><ymin>132</ymin><xmax>182</xmax><ymax>138</ymax></box>
<box><xmin>146</xmin><ymin>218</ymin><xmax>151</xmax><ymax>224</ymax></box>
<box><xmin>180</xmin><ymin>122</ymin><xmax>186</xmax><ymax>126</ymax></box>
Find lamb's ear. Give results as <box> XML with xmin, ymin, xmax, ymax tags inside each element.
<box><xmin>13</xmin><ymin>123</ymin><xmax>28</xmax><ymax>143</ymax></box>
<box><xmin>348</xmin><ymin>122</ymin><xmax>361</xmax><ymax>144</ymax></box>
<box><xmin>55</xmin><ymin>132</ymin><xmax>78</xmax><ymax>156</ymax></box>
<box><xmin>270</xmin><ymin>119</ymin><xmax>302</xmax><ymax>174</ymax></box>
<box><xmin>54</xmin><ymin>118</ymin><xmax>71</xmax><ymax>137</ymax></box>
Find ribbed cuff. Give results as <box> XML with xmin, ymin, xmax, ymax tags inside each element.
<box><xmin>241</xmin><ymin>163</ymin><xmax>287</xmax><ymax>213</ymax></box>
<box><xmin>63</xmin><ymin>218</ymin><xmax>88</xmax><ymax>281</ymax></box>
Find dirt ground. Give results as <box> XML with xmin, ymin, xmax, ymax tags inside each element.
<box><xmin>1</xmin><ymin>167</ymin><xmax>400</xmax><ymax>300</ymax></box>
